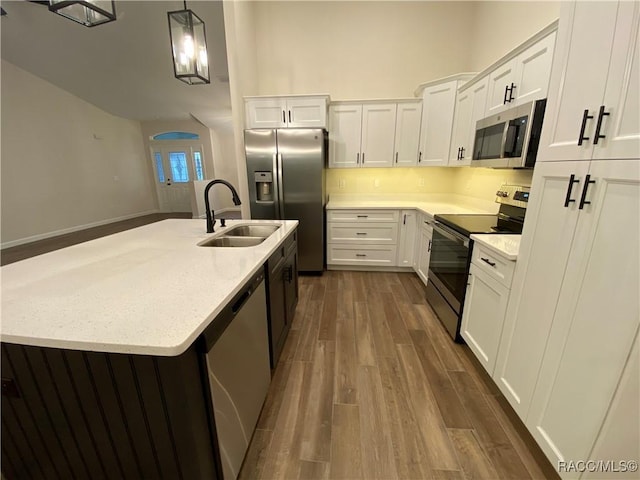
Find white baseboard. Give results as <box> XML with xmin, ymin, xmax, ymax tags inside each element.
<box><xmin>327</xmin><ymin>265</ymin><xmax>416</xmax><ymax>273</ymax></box>
<box><xmin>1</xmin><ymin>210</ymin><xmax>161</xmax><ymax>249</ymax></box>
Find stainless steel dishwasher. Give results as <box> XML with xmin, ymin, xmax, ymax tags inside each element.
<box><xmin>201</xmin><ymin>270</ymin><xmax>271</xmax><ymax>479</ymax></box>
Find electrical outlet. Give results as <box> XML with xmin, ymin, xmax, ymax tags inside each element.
<box><xmin>339</xmin><ymin>179</ymin><xmax>345</xmax><ymax>189</ymax></box>
<box><xmin>374</xmin><ymin>179</ymin><xmax>380</xmax><ymax>187</ymax></box>
<box><xmin>418</xmin><ymin>177</ymin><xmax>425</xmax><ymax>187</ymax></box>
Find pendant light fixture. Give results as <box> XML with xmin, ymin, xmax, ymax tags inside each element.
<box><xmin>48</xmin><ymin>0</ymin><xmax>116</xmax><ymax>27</ymax></box>
<box><xmin>167</xmin><ymin>1</ymin><xmax>210</xmax><ymax>85</ymax></box>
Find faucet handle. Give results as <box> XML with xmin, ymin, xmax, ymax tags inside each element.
<box><xmin>220</xmin><ymin>218</ymin><xmax>226</xmax><ymax>227</ymax></box>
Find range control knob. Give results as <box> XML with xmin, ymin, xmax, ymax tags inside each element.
<box><xmin>496</xmin><ymin>190</ymin><xmax>509</xmax><ymax>198</ymax></box>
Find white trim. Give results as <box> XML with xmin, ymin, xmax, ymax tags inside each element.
<box><xmin>414</xmin><ymin>73</ymin><xmax>478</xmax><ymax>96</ymax></box>
<box><xmin>1</xmin><ymin>210</ymin><xmax>160</xmax><ymax>249</ymax></box>
<box><xmin>327</xmin><ymin>265</ymin><xmax>415</xmax><ymax>273</ymax></box>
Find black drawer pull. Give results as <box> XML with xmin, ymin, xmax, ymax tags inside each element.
<box><xmin>357</xmin><ymin>215</ymin><xmax>368</xmax><ymax>218</ymax></box>
<box><xmin>481</xmin><ymin>257</ymin><xmax>496</xmax><ymax>267</ymax></box>
<box><xmin>355</xmin><ymin>253</ymin><xmax>367</xmax><ymax>257</ymax></box>
<box><xmin>593</xmin><ymin>106</ymin><xmax>610</xmax><ymax>145</ymax></box>
<box><xmin>578</xmin><ymin>109</ymin><xmax>593</xmax><ymax>145</ymax></box>
<box><xmin>564</xmin><ymin>174</ymin><xmax>580</xmax><ymax>207</ymax></box>
<box><xmin>578</xmin><ymin>174</ymin><xmax>596</xmax><ymax>210</ymax></box>
<box><xmin>356</xmin><ymin>232</ymin><xmax>367</xmax><ymax>235</ymax></box>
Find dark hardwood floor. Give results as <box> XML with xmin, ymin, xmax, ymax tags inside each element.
<box><xmin>240</xmin><ymin>271</ymin><xmax>560</xmax><ymax>480</ymax></box>
<box><xmin>1</xmin><ymin>213</ymin><xmax>192</xmax><ymax>266</ymax></box>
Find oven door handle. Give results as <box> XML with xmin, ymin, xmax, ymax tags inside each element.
<box><xmin>434</xmin><ymin>222</ymin><xmax>469</xmax><ymax>247</ymax></box>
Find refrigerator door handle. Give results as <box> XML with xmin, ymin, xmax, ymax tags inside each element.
<box><xmin>276</xmin><ymin>153</ymin><xmax>285</xmax><ymax>219</ymax></box>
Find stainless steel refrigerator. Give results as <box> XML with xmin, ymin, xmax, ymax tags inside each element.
<box><xmin>245</xmin><ymin>128</ymin><xmax>326</xmax><ymax>273</ymax></box>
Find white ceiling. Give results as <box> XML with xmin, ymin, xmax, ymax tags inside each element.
<box><xmin>0</xmin><ymin>0</ymin><xmax>232</xmax><ymax>126</ymax></box>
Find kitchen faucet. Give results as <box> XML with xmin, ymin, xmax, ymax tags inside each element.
<box><xmin>204</xmin><ymin>179</ymin><xmax>242</xmax><ymax>233</ymax></box>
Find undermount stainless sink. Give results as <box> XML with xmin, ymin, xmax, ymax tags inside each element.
<box><xmin>223</xmin><ymin>225</ymin><xmax>280</xmax><ymax>237</ymax></box>
<box><xmin>199</xmin><ymin>236</ymin><xmax>266</xmax><ymax>248</ymax></box>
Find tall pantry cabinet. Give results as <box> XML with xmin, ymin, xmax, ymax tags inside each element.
<box><xmin>494</xmin><ymin>1</ymin><xmax>640</xmax><ymax>476</ymax></box>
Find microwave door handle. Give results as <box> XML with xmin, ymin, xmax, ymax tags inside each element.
<box><xmin>503</xmin><ymin>124</ymin><xmax>518</xmax><ymax>157</ymax></box>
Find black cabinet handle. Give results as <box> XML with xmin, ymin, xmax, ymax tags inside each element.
<box><xmin>403</xmin><ymin>214</ymin><xmax>406</xmax><ymax>225</ymax></box>
<box><xmin>395</xmin><ymin>152</ymin><xmax>399</xmax><ymax>164</ymax></box>
<box><xmin>418</xmin><ymin>151</ymin><xmax>422</xmax><ymax>163</ymax></box>
<box><xmin>356</xmin><ymin>215</ymin><xmax>368</xmax><ymax>218</ymax></box>
<box><xmin>456</xmin><ymin>147</ymin><xmax>461</xmax><ymax>160</ymax></box>
<box><xmin>362</xmin><ymin>153</ymin><xmax>365</xmax><ymax>163</ymax></box>
<box><xmin>356</xmin><ymin>232</ymin><xmax>367</xmax><ymax>235</ymax></box>
<box><xmin>460</xmin><ymin>147</ymin><xmax>465</xmax><ymax>160</ymax></box>
<box><xmin>481</xmin><ymin>257</ymin><xmax>496</xmax><ymax>267</ymax></box>
<box><xmin>578</xmin><ymin>109</ymin><xmax>593</xmax><ymax>145</ymax></box>
<box><xmin>283</xmin><ymin>110</ymin><xmax>286</xmax><ymax>123</ymax></box>
<box><xmin>288</xmin><ymin>110</ymin><xmax>292</xmax><ymax>123</ymax></box>
<box><xmin>355</xmin><ymin>253</ymin><xmax>367</xmax><ymax>257</ymax></box>
<box><xmin>578</xmin><ymin>174</ymin><xmax>596</xmax><ymax>209</ymax></box>
<box><xmin>428</xmin><ymin>239</ymin><xmax>432</xmax><ymax>252</ymax></box>
<box><xmin>503</xmin><ymin>85</ymin><xmax>510</xmax><ymax>105</ymax></box>
<box><xmin>508</xmin><ymin>83</ymin><xmax>516</xmax><ymax>102</ymax></box>
<box><xmin>564</xmin><ymin>174</ymin><xmax>580</xmax><ymax>207</ymax></box>
<box><xmin>356</xmin><ymin>153</ymin><xmax>360</xmax><ymax>164</ymax></box>
<box><xmin>593</xmin><ymin>106</ymin><xmax>610</xmax><ymax>145</ymax></box>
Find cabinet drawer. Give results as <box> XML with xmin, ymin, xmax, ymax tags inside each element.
<box><xmin>471</xmin><ymin>243</ymin><xmax>515</xmax><ymax>287</ymax></box>
<box><xmin>327</xmin><ymin>223</ymin><xmax>398</xmax><ymax>244</ymax></box>
<box><xmin>327</xmin><ymin>209</ymin><xmax>399</xmax><ymax>223</ymax></box>
<box><xmin>328</xmin><ymin>244</ymin><xmax>398</xmax><ymax>266</ymax></box>
<box><xmin>420</xmin><ymin>213</ymin><xmax>435</xmax><ymax>233</ymax></box>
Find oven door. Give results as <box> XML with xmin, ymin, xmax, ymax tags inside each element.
<box><xmin>427</xmin><ymin>222</ymin><xmax>470</xmax><ymax>313</ymax></box>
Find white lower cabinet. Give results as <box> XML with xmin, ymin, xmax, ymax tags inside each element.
<box><xmin>396</xmin><ymin>210</ymin><xmax>417</xmax><ymax>267</ymax></box>
<box><xmin>415</xmin><ymin>214</ymin><xmax>433</xmax><ymax>285</ymax></box>
<box><xmin>493</xmin><ymin>159</ymin><xmax>640</xmax><ymax>477</ymax></box>
<box><xmin>461</xmin><ymin>243</ymin><xmax>515</xmax><ymax>376</ymax></box>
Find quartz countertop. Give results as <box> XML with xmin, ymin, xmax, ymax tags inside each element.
<box><xmin>1</xmin><ymin>219</ymin><xmax>298</xmax><ymax>356</ymax></box>
<box><xmin>326</xmin><ymin>193</ymin><xmax>496</xmax><ymax>216</ymax></box>
<box><xmin>471</xmin><ymin>234</ymin><xmax>522</xmax><ymax>260</ymax></box>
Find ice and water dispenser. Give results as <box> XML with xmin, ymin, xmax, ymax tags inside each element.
<box><xmin>255</xmin><ymin>172</ymin><xmax>274</xmax><ymax>202</ymax></box>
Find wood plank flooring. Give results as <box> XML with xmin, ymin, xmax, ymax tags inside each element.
<box><xmin>241</xmin><ymin>271</ymin><xmax>559</xmax><ymax>480</ymax></box>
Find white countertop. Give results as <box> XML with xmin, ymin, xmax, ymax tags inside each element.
<box><xmin>1</xmin><ymin>219</ymin><xmax>298</xmax><ymax>357</ymax></box>
<box><xmin>471</xmin><ymin>234</ymin><xmax>522</xmax><ymax>260</ymax></box>
<box><xmin>326</xmin><ymin>193</ymin><xmax>497</xmax><ymax>216</ymax></box>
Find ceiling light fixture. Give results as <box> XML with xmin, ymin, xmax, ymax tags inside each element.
<box><xmin>167</xmin><ymin>1</ymin><xmax>210</xmax><ymax>85</ymax></box>
<box><xmin>48</xmin><ymin>0</ymin><xmax>116</xmax><ymax>27</ymax></box>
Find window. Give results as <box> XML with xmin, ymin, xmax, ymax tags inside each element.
<box><xmin>169</xmin><ymin>152</ymin><xmax>190</xmax><ymax>182</ymax></box>
<box><xmin>153</xmin><ymin>132</ymin><xmax>200</xmax><ymax>140</ymax></box>
<box><xmin>154</xmin><ymin>152</ymin><xmax>165</xmax><ymax>183</ymax></box>
<box><xmin>193</xmin><ymin>151</ymin><xmax>204</xmax><ymax>181</ymax></box>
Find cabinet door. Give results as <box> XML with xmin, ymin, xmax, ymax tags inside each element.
<box><xmin>512</xmin><ymin>31</ymin><xmax>556</xmax><ymax>107</ymax></box>
<box><xmin>361</xmin><ymin>103</ymin><xmax>396</xmax><ymax>168</ymax></box>
<box><xmin>329</xmin><ymin>104</ymin><xmax>362</xmax><ymax>168</ymax></box>
<box><xmin>246</xmin><ymin>98</ymin><xmax>287</xmax><ymax>129</ymax></box>
<box><xmin>394</xmin><ymin>102</ymin><xmax>422</xmax><ymax>166</ymax></box>
<box><xmin>593</xmin><ymin>2</ymin><xmax>640</xmax><ymax>161</ymax></box>
<box><xmin>462</xmin><ymin>77</ymin><xmax>490</xmax><ymax>166</ymax></box>
<box><xmin>461</xmin><ymin>264</ymin><xmax>510</xmax><ymax>376</ymax></box>
<box><xmin>538</xmin><ymin>2</ymin><xmax>618</xmax><ymax>162</ymax></box>
<box><xmin>267</xmin><ymin>261</ymin><xmax>287</xmax><ymax>368</ymax></box>
<box><xmin>494</xmin><ymin>160</ymin><xmax>589</xmax><ymax>419</ymax></box>
<box><xmin>397</xmin><ymin>210</ymin><xmax>417</xmax><ymax>267</ymax></box>
<box><xmin>449</xmin><ymin>88</ymin><xmax>473</xmax><ymax>165</ymax></box>
<box><xmin>418</xmin><ymin>81</ymin><xmax>458</xmax><ymax>167</ymax></box>
<box><xmin>286</xmin><ymin>97</ymin><xmax>327</xmax><ymax>128</ymax></box>
<box><xmin>485</xmin><ymin>60</ymin><xmax>516</xmax><ymax>116</ymax></box>
<box><xmin>582</xmin><ymin>336</ymin><xmax>639</xmax><ymax>480</ymax></box>
<box><xmin>416</xmin><ymin>225</ymin><xmax>433</xmax><ymax>286</ymax></box>
<box><xmin>526</xmin><ymin>159</ymin><xmax>640</xmax><ymax>470</ymax></box>
<box><xmin>283</xmin><ymin>249</ymin><xmax>298</xmax><ymax>327</ymax></box>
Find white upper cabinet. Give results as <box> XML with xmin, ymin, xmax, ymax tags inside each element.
<box><xmin>418</xmin><ymin>79</ymin><xmax>463</xmax><ymax>167</ymax></box>
<box><xmin>360</xmin><ymin>103</ymin><xmax>397</xmax><ymax>168</ymax></box>
<box><xmin>539</xmin><ymin>1</ymin><xmax>640</xmax><ymax>162</ymax></box>
<box><xmin>485</xmin><ymin>31</ymin><xmax>556</xmax><ymax>117</ymax></box>
<box><xmin>393</xmin><ymin>101</ymin><xmax>423</xmax><ymax>166</ymax></box>
<box><xmin>245</xmin><ymin>95</ymin><xmax>328</xmax><ymax>129</ymax></box>
<box><xmin>449</xmin><ymin>77</ymin><xmax>489</xmax><ymax>166</ymax></box>
<box><xmin>328</xmin><ymin>104</ymin><xmax>363</xmax><ymax>168</ymax></box>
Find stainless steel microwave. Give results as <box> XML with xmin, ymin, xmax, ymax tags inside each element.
<box><xmin>472</xmin><ymin>99</ymin><xmax>547</xmax><ymax>168</ymax></box>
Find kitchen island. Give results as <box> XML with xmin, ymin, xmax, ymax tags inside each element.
<box><xmin>1</xmin><ymin>219</ymin><xmax>298</xmax><ymax>480</ymax></box>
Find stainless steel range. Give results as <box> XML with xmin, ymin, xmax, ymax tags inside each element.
<box><xmin>425</xmin><ymin>185</ymin><xmax>530</xmax><ymax>341</ymax></box>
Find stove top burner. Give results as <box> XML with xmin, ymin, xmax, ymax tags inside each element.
<box><xmin>435</xmin><ymin>213</ymin><xmax>523</xmax><ymax>237</ymax></box>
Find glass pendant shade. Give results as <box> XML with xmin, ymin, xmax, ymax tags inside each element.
<box><xmin>49</xmin><ymin>0</ymin><xmax>116</xmax><ymax>27</ymax></box>
<box><xmin>168</xmin><ymin>7</ymin><xmax>210</xmax><ymax>85</ymax></box>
